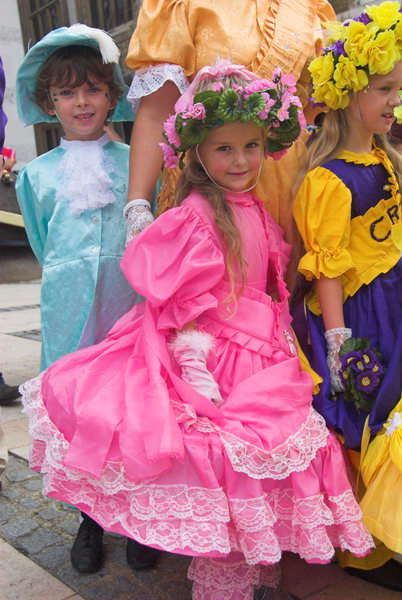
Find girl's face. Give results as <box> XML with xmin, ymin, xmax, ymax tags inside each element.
<box><xmin>197</xmin><ymin>121</ymin><xmax>264</xmax><ymax>192</ymax></box>
<box><xmin>347</xmin><ymin>62</ymin><xmax>402</xmax><ymax>136</ymax></box>
<box><xmin>45</xmin><ymin>78</ymin><xmax>116</xmax><ymax>141</ymax></box>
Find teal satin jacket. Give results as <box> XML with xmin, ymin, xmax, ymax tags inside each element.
<box><xmin>16</xmin><ymin>137</ymin><xmax>138</xmax><ymax>370</ymax></box>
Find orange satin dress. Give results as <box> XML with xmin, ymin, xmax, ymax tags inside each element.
<box><xmin>126</xmin><ymin>0</ymin><xmax>336</xmax><ymax>233</ymax></box>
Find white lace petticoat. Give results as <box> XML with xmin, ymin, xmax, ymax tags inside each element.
<box><xmin>20</xmin><ymin>374</ymin><xmax>373</xmax><ymax>567</ymax></box>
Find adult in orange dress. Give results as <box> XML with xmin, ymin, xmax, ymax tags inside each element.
<box><xmin>123</xmin><ymin>0</ymin><xmax>335</xmax><ymax>241</ymax></box>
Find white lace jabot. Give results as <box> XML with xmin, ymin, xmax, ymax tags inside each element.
<box><xmin>57</xmin><ymin>133</ymin><xmax>117</xmax><ymax>216</ymax></box>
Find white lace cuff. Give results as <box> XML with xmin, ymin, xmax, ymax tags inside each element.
<box><xmin>324</xmin><ymin>327</ymin><xmax>352</xmax><ymax>393</ymax></box>
<box><xmin>124</xmin><ymin>199</ymin><xmax>154</xmax><ymax>246</ymax></box>
<box><xmin>127</xmin><ymin>63</ymin><xmax>189</xmax><ymax>113</ymax></box>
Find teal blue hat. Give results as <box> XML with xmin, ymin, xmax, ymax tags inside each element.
<box><xmin>16</xmin><ymin>23</ymin><xmax>133</xmax><ymax>125</ymax></box>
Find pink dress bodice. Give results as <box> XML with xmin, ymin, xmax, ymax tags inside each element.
<box><xmin>223</xmin><ymin>192</ymin><xmax>269</xmax><ymax>292</ymax></box>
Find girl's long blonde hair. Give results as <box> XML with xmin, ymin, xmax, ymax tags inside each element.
<box><xmin>290</xmin><ymin>108</ymin><xmax>402</xmax><ymax>298</ymax></box>
<box><xmin>174</xmin><ymin>74</ymin><xmax>265</xmax><ymax>302</ymax></box>
<box><xmin>175</xmin><ymin>150</ymin><xmax>247</xmax><ymax>302</ymax></box>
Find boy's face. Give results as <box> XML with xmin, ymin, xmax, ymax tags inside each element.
<box><xmin>45</xmin><ymin>78</ymin><xmax>116</xmax><ymax>141</ymax></box>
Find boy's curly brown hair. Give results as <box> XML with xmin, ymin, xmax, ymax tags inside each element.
<box><xmin>35</xmin><ymin>45</ymin><xmax>122</xmax><ymax>115</ymax></box>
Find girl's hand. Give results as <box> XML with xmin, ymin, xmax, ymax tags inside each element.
<box><xmin>170</xmin><ymin>330</ymin><xmax>224</xmax><ymax>407</ymax></box>
<box><xmin>324</xmin><ymin>327</ymin><xmax>352</xmax><ymax>393</ymax></box>
<box><xmin>123</xmin><ymin>199</ymin><xmax>154</xmax><ymax>245</ymax></box>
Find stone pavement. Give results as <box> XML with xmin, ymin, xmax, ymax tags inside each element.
<box><xmin>1</xmin><ymin>281</ymin><xmax>401</xmax><ymax>600</ymax></box>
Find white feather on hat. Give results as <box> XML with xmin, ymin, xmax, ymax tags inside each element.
<box><xmin>68</xmin><ymin>23</ymin><xmax>120</xmax><ymax>64</ymax></box>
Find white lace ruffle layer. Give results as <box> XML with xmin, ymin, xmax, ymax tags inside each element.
<box><xmin>127</xmin><ymin>63</ymin><xmax>189</xmax><ymax>112</ymax></box>
<box><xmin>20</xmin><ymin>374</ymin><xmax>373</xmax><ymax>567</ymax></box>
<box><xmin>171</xmin><ymin>398</ymin><xmax>330</xmax><ymax>480</ymax></box>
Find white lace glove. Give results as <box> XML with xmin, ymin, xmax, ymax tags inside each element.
<box><xmin>123</xmin><ymin>199</ymin><xmax>154</xmax><ymax>246</ymax></box>
<box><xmin>324</xmin><ymin>327</ymin><xmax>352</xmax><ymax>393</ymax></box>
<box><xmin>170</xmin><ymin>330</ymin><xmax>224</xmax><ymax>407</ymax></box>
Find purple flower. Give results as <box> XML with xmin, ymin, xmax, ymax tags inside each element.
<box><xmin>325</xmin><ymin>40</ymin><xmax>347</xmax><ymax>57</ymax></box>
<box><xmin>354</xmin><ymin>12</ymin><xmax>372</xmax><ymax>25</ymax></box>
<box><xmin>355</xmin><ymin>370</ymin><xmax>380</xmax><ymax>394</ymax></box>
<box><xmin>333</xmin><ymin>40</ymin><xmax>347</xmax><ymax>56</ymax></box>
<box><xmin>340</xmin><ymin>350</ymin><xmax>366</xmax><ymax>373</ymax></box>
<box><xmin>307</xmin><ymin>97</ymin><xmax>326</xmax><ymax>107</ymax></box>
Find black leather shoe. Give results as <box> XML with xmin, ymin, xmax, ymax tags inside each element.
<box><xmin>344</xmin><ymin>559</ymin><xmax>402</xmax><ymax>592</ymax></box>
<box><xmin>70</xmin><ymin>517</ymin><xmax>104</xmax><ymax>573</ymax></box>
<box><xmin>126</xmin><ymin>538</ymin><xmax>160</xmax><ymax>570</ymax></box>
<box><xmin>0</xmin><ymin>382</ymin><xmax>20</xmax><ymax>405</ymax></box>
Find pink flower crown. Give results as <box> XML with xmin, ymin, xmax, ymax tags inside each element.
<box><xmin>159</xmin><ymin>61</ymin><xmax>306</xmax><ymax>169</ymax></box>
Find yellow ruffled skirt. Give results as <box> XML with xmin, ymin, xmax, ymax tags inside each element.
<box><xmin>359</xmin><ymin>397</ymin><xmax>402</xmax><ymax>554</ymax></box>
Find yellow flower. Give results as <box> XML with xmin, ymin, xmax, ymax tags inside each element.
<box><xmin>309</xmin><ymin>53</ymin><xmax>335</xmax><ymax>86</ymax></box>
<box><xmin>394</xmin><ymin>20</ymin><xmax>402</xmax><ymax>50</ymax></box>
<box><xmin>315</xmin><ymin>80</ymin><xmax>349</xmax><ymax>109</ymax></box>
<box><xmin>333</xmin><ymin>56</ymin><xmax>369</xmax><ymax>91</ymax></box>
<box><xmin>344</xmin><ymin>21</ymin><xmax>374</xmax><ymax>66</ymax></box>
<box><xmin>324</xmin><ymin>21</ymin><xmax>348</xmax><ymax>43</ymax></box>
<box><xmin>394</xmin><ymin>103</ymin><xmax>402</xmax><ymax>124</ymax></box>
<box><xmin>366</xmin><ymin>1</ymin><xmax>401</xmax><ymax>30</ymax></box>
<box><xmin>360</xmin><ymin>31</ymin><xmax>399</xmax><ymax>74</ymax></box>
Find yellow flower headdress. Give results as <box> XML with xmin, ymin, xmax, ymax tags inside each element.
<box><xmin>309</xmin><ymin>1</ymin><xmax>402</xmax><ymax>110</ymax></box>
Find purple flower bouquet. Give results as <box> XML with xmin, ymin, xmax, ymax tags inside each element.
<box><xmin>338</xmin><ymin>338</ymin><xmax>385</xmax><ymax>412</ymax></box>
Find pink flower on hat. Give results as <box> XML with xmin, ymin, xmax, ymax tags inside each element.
<box><xmin>257</xmin><ymin>93</ymin><xmax>275</xmax><ymax>119</ymax></box>
<box><xmin>211</xmin><ymin>82</ymin><xmax>224</xmax><ymax>92</ymax></box>
<box><xmin>297</xmin><ymin>109</ymin><xmax>307</xmax><ymax>131</ymax></box>
<box><xmin>243</xmin><ymin>79</ymin><xmax>274</xmax><ymax>98</ymax></box>
<box><xmin>164</xmin><ymin>115</ymin><xmax>181</xmax><ymax>147</ymax></box>
<box><xmin>183</xmin><ymin>102</ymin><xmax>206</xmax><ymax>120</ymax></box>
<box><xmin>159</xmin><ymin>142</ymin><xmax>180</xmax><ymax>168</ymax></box>
<box><xmin>281</xmin><ymin>73</ymin><xmax>298</xmax><ymax>94</ymax></box>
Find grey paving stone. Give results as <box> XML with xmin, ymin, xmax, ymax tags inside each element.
<box><xmin>20</xmin><ymin>496</ymin><xmax>41</xmax><ymax>509</ymax></box>
<box><xmin>0</xmin><ymin>516</ymin><xmax>39</xmax><ymax>539</ymax></box>
<box><xmin>58</xmin><ymin>518</ymin><xmax>79</xmax><ymax>536</ymax></box>
<box><xmin>35</xmin><ymin>542</ymin><xmax>71</xmax><ymax>570</ymax></box>
<box><xmin>22</xmin><ymin>477</ymin><xmax>43</xmax><ymax>492</ymax></box>
<box><xmin>38</xmin><ymin>507</ymin><xmax>63</xmax><ymax>521</ymax></box>
<box><xmin>5</xmin><ymin>462</ymin><xmax>37</xmax><ymax>482</ymax></box>
<box><xmin>0</xmin><ymin>487</ymin><xmax>19</xmax><ymax>499</ymax></box>
<box><xmin>0</xmin><ymin>500</ymin><xmax>15</xmax><ymax>523</ymax></box>
<box><xmin>18</xmin><ymin>527</ymin><xmax>64</xmax><ymax>554</ymax></box>
<box><xmin>85</xmin><ymin>578</ymin><xmax>148</xmax><ymax>600</ymax></box>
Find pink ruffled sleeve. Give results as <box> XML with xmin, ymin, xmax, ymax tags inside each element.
<box><xmin>121</xmin><ymin>204</ymin><xmax>225</xmax><ymax>330</ymax></box>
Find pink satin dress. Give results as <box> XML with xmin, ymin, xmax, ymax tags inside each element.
<box><xmin>21</xmin><ymin>191</ymin><xmax>373</xmax><ymax>599</ymax></box>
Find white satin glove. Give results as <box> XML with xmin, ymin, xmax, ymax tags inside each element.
<box><xmin>324</xmin><ymin>327</ymin><xmax>352</xmax><ymax>393</ymax></box>
<box><xmin>170</xmin><ymin>330</ymin><xmax>224</xmax><ymax>407</ymax></box>
<box><xmin>123</xmin><ymin>199</ymin><xmax>154</xmax><ymax>246</ymax></box>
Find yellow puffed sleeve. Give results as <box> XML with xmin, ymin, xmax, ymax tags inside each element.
<box><xmin>126</xmin><ymin>0</ymin><xmax>196</xmax><ymax>78</ymax></box>
<box><xmin>293</xmin><ymin>166</ymin><xmax>356</xmax><ymax>281</ymax></box>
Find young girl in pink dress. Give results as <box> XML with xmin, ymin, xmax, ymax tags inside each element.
<box><xmin>21</xmin><ymin>62</ymin><xmax>373</xmax><ymax>599</ymax></box>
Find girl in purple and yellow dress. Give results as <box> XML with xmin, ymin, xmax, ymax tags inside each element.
<box><xmin>20</xmin><ymin>62</ymin><xmax>373</xmax><ymax>599</ymax></box>
<box><xmin>292</xmin><ymin>1</ymin><xmax>402</xmax><ymax>590</ymax></box>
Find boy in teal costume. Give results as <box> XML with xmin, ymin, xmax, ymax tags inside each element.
<box><xmin>15</xmin><ymin>23</ymin><xmax>158</xmax><ymax>573</ymax></box>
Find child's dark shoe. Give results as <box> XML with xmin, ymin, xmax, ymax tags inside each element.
<box><xmin>0</xmin><ymin>381</ymin><xmax>20</xmax><ymax>405</ymax></box>
<box><xmin>126</xmin><ymin>538</ymin><xmax>159</xmax><ymax>570</ymax></box>
<box><xmin>344</xmin><ymin>559</ymin><xmax>402</xmax><ymax>592</ymax></box>
<box><xmin>70</xmin><ymin>518</ymin><xmax>104</xmax><ymax>573</ymax></box>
